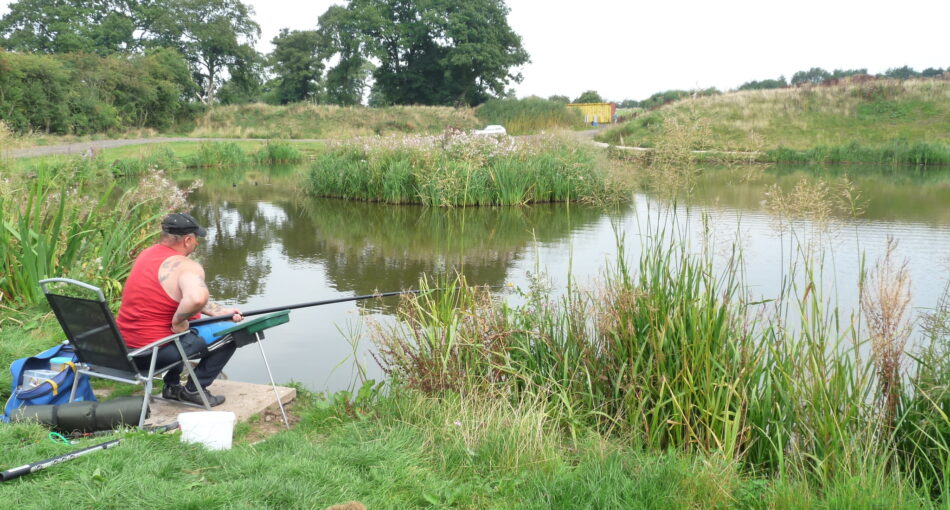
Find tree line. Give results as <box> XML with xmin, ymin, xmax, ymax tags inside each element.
<box><xmin>571</xmin><ymin>65</ymin><xmax>947</xmax><ymax>113</ymax></box>
<box><xmin>0</xmin><ymin>0</ymin><xmax>529</xmax><ymax>134</ymax></box>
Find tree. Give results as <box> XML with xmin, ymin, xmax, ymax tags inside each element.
<box><xmin>318</xmin><ymin>5</ymin><xmax>372</xmax><ymax>105</ymax></box>
<box><xmin>327</xmin><ymin>0</ymin><xmax>529</xmax><ymax>106</ymax></box>
<box><xmin>882</xmin><ymin>66</ymin><xmax>919</xmax><ymax>79</ymax></box>
<box><xmin>269</xmin><ymin>29</ymin><xmax>324</xmax><ymax>104</ymax></box>
<box><xmin>921</xmin><ymin>67</ymin><xmax>944</xmax><ymax>78</ymax></box>
<box><xmin>830</xmin><ymin>68</ymin><xmax>867</xmax><ymax>80</ymax></box>
<box><xmin>737</xmin><ymin>76</ymin><xmax>787</xmax><ymax>91</ymax></box>
<box><xmin>158</xmin><ymin>0</ymin><xmax>261</xmax><ymax>103</ymax></box>
<box><xmin>0</xmin><ymin>0</ymin><xmax>138</xmax><ymax>54</ymax></box>
<box><xmin>547</xmin><ymin>95</ymin><xmax>570</xmax><ymax>104</ymax></box>
<box><xmin>790</xmin><ymin>67</ymin><xmax>831</xmax><ymax>85</ymax></box>
<box><xmin>574</xmin><ymin>90</ymin><xmax>603</xmax><ymax>103</ymax></box>
<box><xmin>0</xmin><ymin>0</ymin><xmax>262</xmax><ymax>104</ymax></box>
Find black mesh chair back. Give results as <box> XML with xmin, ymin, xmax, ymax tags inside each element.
<box><xmin>42</xmin><ymin>282</ymin><xmax>139</xmax><ymax>381</ymax></box>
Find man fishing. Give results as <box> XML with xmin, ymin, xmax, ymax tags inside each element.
<box><xmin>116</xmin><ymin>213</ymin><xmax>243</xmax><ymax>407</ymax></box>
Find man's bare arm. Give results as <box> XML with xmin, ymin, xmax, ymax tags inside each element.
<box><xmin>171</xmin><ymin>263</ymin><xmax>209</xmax><ymax>333</ymax></box>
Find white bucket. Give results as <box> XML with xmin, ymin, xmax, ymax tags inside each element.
<box><xmin>177</xmin><ymin>411</ymin><xmax>236</xmax><ymax>450</ymax></box>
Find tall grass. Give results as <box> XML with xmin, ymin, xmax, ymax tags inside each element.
<box><xmin>371</xmin><ymin>215</ymin><xmax>950</xmax><ymax>501</ymax></box>
<box><xmin>767</xmin><ymin>140</ymin><xmax>950</xmax><ymax>166</ymax></box>
<box><xmin>253</xmin><ymin>141</ymin><xmax>303</xmax><ymax>164</ymax></box>
<box><xmin>0</xmin><ymin>162</ymin><xmax>192</xmax><ymax>304</ymax></box>
<box><xmin>189</xmin><ymin>103</ymin><xmax>481</xmax><ymax>139</ymax></box>
<box><xmin>475</xmin><ymin>97</ymin><xmax>584</xmax><ymax>135</ymax></box>
<box><xmin>184</xmin><ymin>142</ymin><xmax>249</xmax><ymax>168</ymax></box>
<box><xmin>596</xmin><ymin>77</ymin><xmax>950</xmax><ymax>166</ymax></box>
<box><xmin>308</xmin><ymin>133</ymin><xmax>623</xmax><ymax>206</ymax></box>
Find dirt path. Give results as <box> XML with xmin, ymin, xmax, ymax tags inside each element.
<box><xmin>5</xmin><ymin>137</ymin><xmax>325</xmax><ymax>159</ymax></box>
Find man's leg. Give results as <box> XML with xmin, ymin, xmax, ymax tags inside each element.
<box><xmin>131</xmin><ymin>343</ymin><xmax>187</xmax><ymax>387</ymax></box>
<box><xmin>185</xmin><ymin>341</ymin><xmax>237</xmax><ymax>391</ymax></box>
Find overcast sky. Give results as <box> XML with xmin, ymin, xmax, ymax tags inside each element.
<box><xmin>3</xmin><ymin>0</ymin><xmax>948</xmax><ymax>101</ymax></box>
<box><xmin>243</xmin><ymin>0</ymin><xmax>949</xmax><ymax>101</ymax></box>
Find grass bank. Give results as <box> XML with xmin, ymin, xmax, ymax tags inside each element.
<box><xmin>371</xmin><ymin>225</ymin><xmax>950</xmax><ymax>505</ymax></box>
<box><xmin>598</xmin><ymin>78</ymin><xmax>950</xmax><ymax>165</ymax></box>
<box><xmin>188</xmin><ymin>103</ymin><xmax>481</xmax><ymax>140</ymax></box>
<box><xmin>0</xmin><ymin>367</ymin><xmax>938</xmax><ymax>508</ymax></box>
<box><xmin>307</xmin><ymin>133</ymin><xmax>628</xmax><ymax>206</ymax></box>
<box><xmin>475</xmin><ymin>97</ymin><xmax>584</xmax><ymax>135</ymax></box>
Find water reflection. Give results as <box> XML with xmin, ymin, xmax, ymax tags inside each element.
<box><xmin>187</xmin><ymin>168</ymin><xmax>611</xmax><ymax>312</ymax></box>
<box><xmin>180</xmin><ymin>164</ymin><xmax>950</xmax><ymax>393</ymax></box>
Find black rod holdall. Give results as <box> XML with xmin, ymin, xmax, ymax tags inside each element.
<box><xmin>9</xmin><ymin>396</ymin><xmax>147</xmax><ymax>433</ymax></box>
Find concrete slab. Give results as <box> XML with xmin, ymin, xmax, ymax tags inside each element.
<box><xmin>144</xmin><ymin>379</ymin><xmax>296</xmax><ymax>427</ymax></box>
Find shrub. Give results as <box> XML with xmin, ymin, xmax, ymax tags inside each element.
<box><xmin>475</xmin><ymin>97</ymin><xmax>583</xmax><ymax>135</ymax></box>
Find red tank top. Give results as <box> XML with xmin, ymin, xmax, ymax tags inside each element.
<box><xmin>116</xmin><ymin>244</ymin><xmax>199</xmax><ymax>349</ymax></box>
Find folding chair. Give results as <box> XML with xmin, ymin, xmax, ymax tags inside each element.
<box><xmin>39</xmin><ymin>278</ymin><xmax>223</xmax><ymax>428</ymax></box>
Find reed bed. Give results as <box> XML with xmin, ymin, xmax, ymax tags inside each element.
<box><xmin>253</xmin><ymin>141</ymin><xmax>303</xmax><ymax>164</ymax></box>
<box><xmin>0</xmin><ymin>161</ymin><xmax>193</xmax><ymax>304</ymax></box>
<box><xmin>307</xmin><ymin>133</ymin><xmax>624</xmax><ymax>206</ymax></box>
<box><xmin>371</xmin><ymin>218</ymin><xmax>950</xmax><ymax>501</ymax></box>
<box><xmin>475</xmin><ymin>97</ymin><xmax>584</xmax><ymax>135</ymax></box>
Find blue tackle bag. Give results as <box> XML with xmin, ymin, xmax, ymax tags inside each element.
<box><xmin>3</xmin><ymin>342</ymin><xmax>96</xmax><ymax>423</ymax></box>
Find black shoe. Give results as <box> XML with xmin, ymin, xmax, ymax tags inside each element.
<box><xmin>162</xmin><ymin>384</ymin><xmax>183</xmax><ymax>400</ymax></box>
<box><xmin>180</xmin><ymin>386</ymin><xmax>225</xmax><ymax>407</ymax></box>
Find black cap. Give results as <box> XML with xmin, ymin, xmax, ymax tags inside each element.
<box><xmin>161</xmin><ymin>213</ymin><xmax>207</xmax><ymax>237</ymax></box>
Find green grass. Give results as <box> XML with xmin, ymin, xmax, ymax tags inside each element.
<box><xmin>596</xmin><ymin>78</ymin><xmax>950</xmax><ymax>166</ymax></box>
<box><xmin>188</xmin><ymin>103</ymin><xmax>481</xmax><ymax>139</ymax></box>
<box><xmin>0</xmin><ymin>383</ymin><xmax>938</xmax><ymax>508</ymax></box>
<box><xmin>372</xmin><ymin>219</ymin><xmax>950</xmax><ymax>501</ymax></box>
<box><xmin>307</xmin><ymin>134</ymin><xmax>624</xmax><ymax>206</ymax></box>
<box><xmin>475</xmin><ymin>97</ymin><xmax>585</xmax><ymax>135</ymax></box>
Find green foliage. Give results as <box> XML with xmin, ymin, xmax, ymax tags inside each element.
<box><xmin>0</xmin><ymin>0</ymin><xmax>262</xmax><ymax>104</ymax></box>
<box><xmin>324</xmin><ymin>0</ymin><xmax>529</xmax><ymax>106</ymax></box>
<box><xmin>547</xmin><ymin>94</ymin><xmax>570</xmax><ymax>104</ymax></box>
<box><xmin>0</xmin><ymin>0</ymin><xmax>140</xmax><ymax>54</ymax></box>
<box><xmin>253</xmin><ymin>141</ymin><xmax>303</xmax><ymax>164</ymax></box>
<box><xmin>573</xmin><ymin>90</ymin><xmax>603</xmax><ymax>103</ymax></box>
<box><xmin>307</xmin><ymin>134</ymin><xmax>617</xmax><ymax>206</ymax></box>
<box><xmin>0</xmin><ymin>50</ymin><xmax>198</xmax><ymax>134</ymax></box>
<box><xmin>791</xmin><ymin>67</ymin><xmax>832</xmax><ymax>85</ymax></box>
<box><xmin>370</xmin><ymin>222</ymin><xmax>950</xmax><ymax>503</ymax></box>
<box><xmin>317</xmin><ymin>5</ymin><xmax>372</xmax><ymax>106</ymax></box>
<box><xmin>883</xmin><ymin>65</ymin><xmax>921</xmax><ymax>80</ymax></box>
<box><xmin>184</xmin><ymin>142</ymin><xmax>249</xmax><ymax>167</ymax></box>
<box><xmin>766</xmin><ymin>140</ymin><xmax>950</xmax><ymax>166</ymax></box>
<box><xmin>268</xmin><ymin>29</ymin><xmax>324</xmax><ymax>104</ymax></box>
<box><xmin>738</xmin><ymin>76</ymin><xmax>788</xmax><ymax>91</ymax></box>
<box><xmin>475</xmin><ymin>97</ymin><xmax>583</xmax><ymax>134</ymax></box>
<box><xmin>0</xmin><ymin>163</ymin><xmax>181</xmax><ymax>304</ymax></box>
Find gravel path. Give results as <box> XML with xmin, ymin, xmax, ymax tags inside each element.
<box><xmin>6</xmin><ymin>137</ymin><xmax>325</xmax><ymax>159</ymax></box>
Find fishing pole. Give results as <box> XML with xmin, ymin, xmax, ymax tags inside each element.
<box><xmin>189</xmin><ymin>284</ymin><xmax>507</xmax><ymax>326</ymax></box>
<box><xmin>1</xmin><ymin>439</ymin><xmax>121</xmax><ymax>483</ymax></box>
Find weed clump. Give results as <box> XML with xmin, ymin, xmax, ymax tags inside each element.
<box><xmin>307</xmin><ymin>132</ymin><xmax>624</xmax><ymax>206</ymax></box>
<box><xmin>254</xmin><ymin>141</ymin><xmax>303</xmax><ymax>164</ymax></box>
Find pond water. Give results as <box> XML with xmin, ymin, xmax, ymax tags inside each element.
<box><xmin>184</xmin><ymin>165</ymin><xmax>950</xmax><ymax>393</ymax></box>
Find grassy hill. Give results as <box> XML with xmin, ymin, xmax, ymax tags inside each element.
<box><xmin>597</xmin><ymin>78</ymin><xmax>950</xmax><ymax>164</ymax></box>
<box><xmin>187</xmin><ymin>103</ymin><xmax>482</xmax><ymax>139</ymax></box>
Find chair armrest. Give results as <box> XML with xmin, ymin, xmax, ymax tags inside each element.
<box><xmin>127</xmin><ymin>331</ymin><xmax>191</xmax><ymax>358</ymax></box>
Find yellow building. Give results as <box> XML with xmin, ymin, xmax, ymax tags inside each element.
<box><xmin>566</xmin><ymin>102</ymin><xmax>617</xmax><ymax>124</ymax></box>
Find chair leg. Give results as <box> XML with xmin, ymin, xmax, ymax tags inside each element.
<box><xmin>256</xmin><ymin>333</ymin><xmax>290</xmax><ymax>429</ymax></box>
<box><xmin>140</xmin><ymin>347</ymin><xmax>161</xmax><ymax>428</ymax></box>
<box><xmin>68</xmin><ymin>368</ymin><xmax>79</xmax><ymax>403</ymax></box>
<box><xmin>172</xmin><ymin>339</ymin><xmax>211</xmax><ymax>410</ymax></box>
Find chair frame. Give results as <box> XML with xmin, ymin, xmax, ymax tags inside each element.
<box><xmin>40</xmin><ymin>278</ymin><xmax>218</xmax><ymax>427</ymax></box>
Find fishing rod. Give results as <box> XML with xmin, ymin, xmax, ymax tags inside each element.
<box><xmin>189</xmin><ymin>284</ymin><xmax>507</xmax><ymax>326</ymax></box>
<box><xmin>1</xmin><ymin>439</ymin><xmax>121</xmax><ymax>483</ymax></box>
